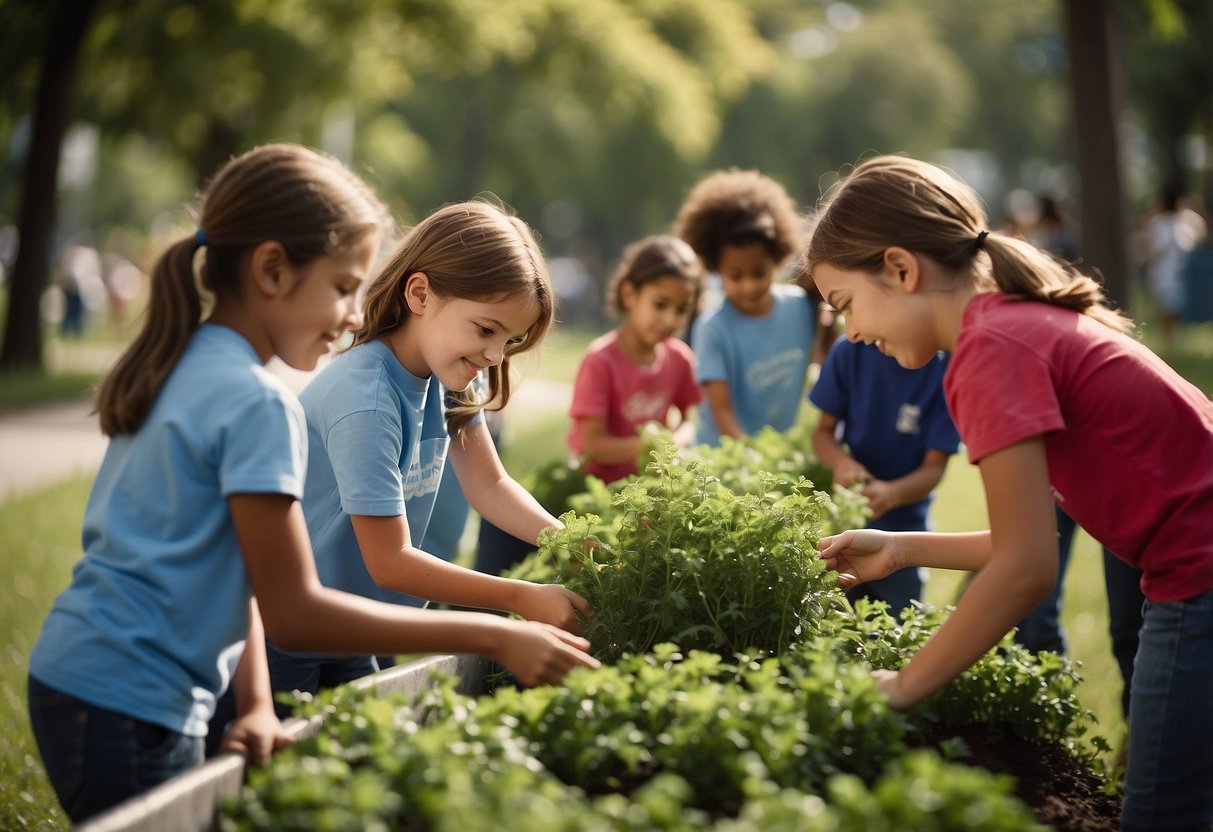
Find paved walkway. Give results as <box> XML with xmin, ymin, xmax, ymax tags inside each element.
<box><xmin>0</xmin><ymin>358</ymin><xmax>571</xmax><ymax>501</ymax></box>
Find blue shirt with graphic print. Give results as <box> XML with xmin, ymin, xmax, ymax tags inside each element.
<box><xmin>808</xmin><ymin>338</ymin><xmax>960</xmax><ymax>531</ymax></box>
<box><xmin>298</xmin><ymin>339</ymin><xmax>452</xmax><ymax>609</ymax></box>
<box><xmin>691</xmin><ymin>283</ymin><xmax>816</xmax><ymax>446</ymax></box>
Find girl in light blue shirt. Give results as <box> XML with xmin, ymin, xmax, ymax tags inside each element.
<box><xmin>27</xmin><ymin>146</ymin><xmax>596</xmax><ymax>824</ymax></box>
<box><xmin>267</xmin><ymin>201</ymin><xmax>592</xmax><ymax>702</ymax></box>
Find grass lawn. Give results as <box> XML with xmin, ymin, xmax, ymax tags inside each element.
<box><xmin>0</xmin><ymin>477</ymin><xmax>89</xmax><ymax>832</ymax></box>
<box><xmin>2</xmin><ymin>317</ymin><xmax>1209</xmax><ymax>827</ymax></box>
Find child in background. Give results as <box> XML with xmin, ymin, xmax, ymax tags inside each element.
<box><xmin>674</xmin><ymin>168</ymin><xmax>817</xmax><ymax>446</ymax></box>
<box><xmin>806</xmin><ymin>154</ymin><xmax>1212</xmax><ymax>831</ymax></box>
<box><xmin>266</xmin><ymin>201</ymin><xmax>592</xmax><ymax>705</ymax></box>
<box><xmin>567</xmin><ymin>235</ymin><xmax>704</xmax><ymax>483</ymax></box>
<box><xmin>27</xmin><ymin>146</ymin><xmax>596</xmax><ymax>823</ymax></box>
<box><xmin>808</xmin><ymin>338</ymin><xmax>960</xmax><ymax>617</ymax></box>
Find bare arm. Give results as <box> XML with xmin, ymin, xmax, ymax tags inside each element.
<box><xmin>216</xmin><ymin>599</ymin><xmax>293</xmax><ymax>764</ymax></box>
<box><xmin>230</xmin><ymin>494</ymin><xmax>597</xmax><ymax>685</ymax></box>
<box><xmin>877</xmin><ymin>439</ymin><xmax>1058</xmax><ymax>708</ymax></box>
<box><xmin>350</xmin><ymin>512</ymin><xmax>586</xmax><ymax>632</ymax></box>
<box><xmin>349</xmin><ymin>421</ymin><xmax>586</xmax><ymax>630</ymax></box>
<box><xmin>451</xmin><ymin>421</ymin><xmax>561</xmax><ymax>544</ymax></box>
<box><xmin>701</xmin><ymin>380</ymin><xmax>745</xmax><ymax>441</ymax></box>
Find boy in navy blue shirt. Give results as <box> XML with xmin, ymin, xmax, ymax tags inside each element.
<box><xmin>809</xmin><ymin>339</ymin><xmax>960</xmax><ymax>616</ymax></box>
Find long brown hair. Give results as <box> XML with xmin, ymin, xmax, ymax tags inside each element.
<box><xmin>96</xmin><ymin>143</ymin><xmax>391</xmax><ymax>436</ymax></box>
<box><xmin>803</xmin><ymin>155</ymin><xmax>1132</xmax><ymax>332</ymax></box>
<box><xmin>353</xmin><ymin>200</ymin><xmax>554</xmax><ymax>436</ymax></box>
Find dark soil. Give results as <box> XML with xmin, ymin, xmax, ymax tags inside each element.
<box><xmin>932</xmin><ymin>725</ymin><xmax>1121</xmax><ymax>831</ymax></box>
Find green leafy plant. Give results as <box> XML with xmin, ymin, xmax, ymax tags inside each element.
<box><xmin>528</xmin><ymin>441</ymin><xmax>851</xmax><ymax>662</ymax></box>
<box><xmin>224</xmin><ymin>644</ymin><xmax>1052</xmax><ymax>831</ymax></box>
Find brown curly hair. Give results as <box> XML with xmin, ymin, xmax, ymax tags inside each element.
<box><xmin>673</xmin><ymin>168</ymin><xmax>803</xmax><ymax>272</ymax></box>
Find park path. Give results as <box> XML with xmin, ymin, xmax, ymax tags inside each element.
<box><xmin>0</xmin><ymin>345</ymin><xmax>571</xmax><ymax>501</ymax></box>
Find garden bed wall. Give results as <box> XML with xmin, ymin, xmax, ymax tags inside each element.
<box><xmin>73</xmin><ymin>653</ymin><xmax>489</xmax><ymax>832</ymax></box>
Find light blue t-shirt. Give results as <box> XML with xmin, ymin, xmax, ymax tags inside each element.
<box><xmin>29</xmin><ymin>324</ymin><xmax>307</xmax><ymax>737</ymax></box>
<box><xmin>691</xmin><ymin>283</ymin><xmax>816</xmax><ymax>446</ymax></box>
<box><xmin>297</xmin><ymin>339</ymin><xmax>457</xmax><ymax>609</ymax></box>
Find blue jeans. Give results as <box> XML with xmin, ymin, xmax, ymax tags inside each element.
<box><xmin>206</xmin><ymin>644</ymin><xmax>380</xmax><ymax>755</ymax></box>
<box><xmin>1121</xmin><ymin>591</ymin><xmax>1213</xmax><ymax>831</ymax></box>
<box><xmin>1015</xmin><ymin>505</ymin><xmax>1078</xmax><ymax>655</ymax></box>
<box><xmin>473</xmin><ymin>516</ymin><xmax>536</xmax><ymax>577</ymax></box>
<box><xmin>1016</xmin><ymin>507</ymin><xmax>1145</xmax><ymax>718</ymax></box>
<box><xmin>265</xmin><ymin>641</ymin><xmax>379</xmax><ymax>715</ymax></box>
<box><xmin>28</xmin><ymin>675</ymin><xmax>204</xmax><ymax>823</ymax></box>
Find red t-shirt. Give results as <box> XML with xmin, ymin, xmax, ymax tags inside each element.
<box><xmin>567</xmin><ymin>330</ymin><xmax>701</xmax><ymax>483</ymax></box>
<box><xmin>945</xmin><ymin>293</ymin><xmax>1213</xmax><ymax>601</ymax></box>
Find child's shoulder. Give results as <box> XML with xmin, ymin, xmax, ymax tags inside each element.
<box><xmin>661</xmin><ymin>336</ymin><xmax>696</xmax><ymax>362</ymax></box>
<box><xmin>772</xmin><ymin>282</ymin><xmax>812</xmax><ymax>305</ymax></box>
<box><xmin>585</xmin><ymin>329</ymin><xmax>621</xmax><ymax>355</ymax></box>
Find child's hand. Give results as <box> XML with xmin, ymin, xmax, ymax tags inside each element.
<box><xmin>833</xmin><ymin>458</ymin><xmax>871</xmax><ymax>489</ymax></box>
<box><xmin>517</xmin><ymin>583</ymin><xmax>592</xmax><ymax>635</ymax></box>
<box><xmin>217</xmin><ymin>707</ymin><xmax>295</xmax><ymax>766</ymax></box>
<box><xmin>817</xmin><ymin>528</ymin><xmax>901</xmax><ymax>588</ymax></box>
<box><xmin>671</xmin><ymin>420</ymin><xmax>698</xmax><ymax>449</ymax></box>
<box><xmin>860</xmin><ymin>479</ymin><xmax>898</xmax><ymax>519</ymax></box>
<box><xmin>871</xmin><ymin>668</ymin><xmax>916</xmax><ymax>710</ymax></box>
<box><xmin>496</xmin><ymin>621</ymin><xmax>600</xmax><ymax>686</ymax></box>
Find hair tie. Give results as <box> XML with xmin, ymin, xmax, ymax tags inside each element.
<box><xmin>974</xmin><ymin>230</ymin><xmax>989</xmax><ymax>250</ymax></box>
<box><xmin>195</xmin><ymin>228</ymin><xmax>208</xmax><ymax>247</ymax></box>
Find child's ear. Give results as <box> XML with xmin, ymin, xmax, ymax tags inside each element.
<box><xmin>404</xmin><ymin>272</ymin><xmax>431</xmax><ymax>314</ymax></box>
<box><xmin>618</xmin><ymin>281</ymin><xmax>637</xmax><ymax>312</ymax></box>
<box><xmin>882</xmin><ymin>247</ymin><xmax>921</xmax><ymax>293</ymax></box>
<box><xmin>249</xmin><ymin>241</ymin><xmax>289</xmax><ymax>297</ymax></box>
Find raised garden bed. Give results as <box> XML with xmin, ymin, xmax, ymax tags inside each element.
<box><xmin>81</xmin><ymin>431</ymin><xmax>1124</xmax><ymax>831</ymax></box>
<box><xmin>73</xmin><ymin>654</ymin><xmax>489</xmax><ymax>832</ymax></box>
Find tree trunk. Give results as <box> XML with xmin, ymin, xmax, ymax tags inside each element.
<box><xmin>1</xmin><ymin>0</ymin><xmax>99</xmax><ymax>371</ymax></box>
<box><xmin>1064</xmin><ymin>0</ymin><xmax>1132</xmax><ymax>313</ymax></box>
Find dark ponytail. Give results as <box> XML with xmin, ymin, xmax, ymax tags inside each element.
<box><xmin>95</xmin><ymin>143</ymin><xmax>391</xmax><ymax>436</ymax></box>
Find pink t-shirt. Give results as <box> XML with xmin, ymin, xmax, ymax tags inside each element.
<box><xmin>945</xmin><ymin>293</ymin><xmax>1213</xmax><ymax>602</ymax></box>
<box><xmin>567</xmin><ymin>330</ymin><xmax>701</xmax><ymax>483</ymax></box>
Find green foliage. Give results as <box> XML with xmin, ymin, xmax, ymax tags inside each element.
<box><xmin>224</xmin><ymin>643</ymin><xmax>1056</xmax><ymax>830</ymax></box>
<box><xmin>0</xmin><ymin>370</ymin><xmax>99</xmax><ymax>414</ymax></box>
<box><xmin>834</xmin><ymin>601</ymin><xmax>1099</xmax><ymax>754</ymax></box>
<box><xmin>523</xmin><ymin>441</ymin><xmax>851</xmax><ymax>662</ymax></box>
<box><xmin>519</xmin><ymin>458</ymin><xmax>590</xmax><ymax>519</ymax></box>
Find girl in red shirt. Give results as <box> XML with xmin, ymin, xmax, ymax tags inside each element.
<box><xmin>804</xmin><ymin>154</ymin><xmax>1213</xmax><ymax>832</ymax></box>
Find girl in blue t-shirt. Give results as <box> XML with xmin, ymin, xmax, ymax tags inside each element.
<box><xmin>265</xmin><ymin>200</ymin><xmax>593</xmax><ymax>704</ymax></box>
<box><xmin>27</xmin><ymin>146</ymin><xmax>596</xmax><ymax>824</ymax></box>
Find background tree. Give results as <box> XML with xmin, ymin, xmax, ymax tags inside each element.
<box><xmin>2</xmin><ymin>0</ymin><xmax>1209</xmax><ymax>372</ymax></box>
<box><xmin>1</xmin><ymin>0</ymin><xmax>99</xmax><ymax>371</ymax></box>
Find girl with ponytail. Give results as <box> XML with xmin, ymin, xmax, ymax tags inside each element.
<box><xmin>804</xmin><ymin>154</ymin><xmax>1212</xmax><ymax>831</ymax></box>
<box><xmin>29</xmin><ymin>146</ymin><xmax>595</xmax><ymax>824</ymax></box>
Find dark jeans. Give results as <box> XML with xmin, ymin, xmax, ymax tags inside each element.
<box><xmin>846</xmin><ymin>567</ymin><xmax>923</xmax><ymax>620</ymax></box>
<box><xmin>473</xmin><ymin>517</ymin><xmax>536</xmax><ymax>577</ymax></box>
<box><xmin>28</xmin><ymin>675</ymin><xmax>204</xmax><ymax>823</ymax></box>
<box><xmin>1014</xmin><ymin>505</ymin><xmax>1144</xmax><ymax>718</ymax></box>
<box><xmin>206</xmin><ymin>645</ymin><xmax>381</xmax><ymax>756</ymax></box>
